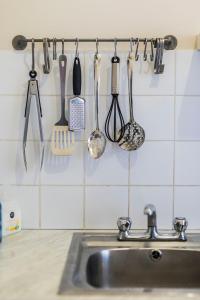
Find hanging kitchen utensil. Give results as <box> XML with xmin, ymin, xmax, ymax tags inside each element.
<box><xmin>105</xmin><ymin>39</ymin><xmax>125</xmax><ymax>143</ymax></box>
<box><xmin>51</xmin><ymin>40</ymin><xmax>75</xmax><ymax>155</ymax></box>
<box><xmin>23</xmin><ymin>39</ymin><xmax>44</xmax><ymax>170</ymax></box>
<box><xmin>68</xmin><ymin>39</ymin><xmax>85</xmax><ymax>131</ymax></box>
<box><xmin>88</xmin><ymin>40</ymin><xmax>106</xmax><ymax>159</ymax></box>
<box><xmin>118</xmin><ymin>42</ymin><xmax>145</xmax><ymax>151</ymax></box>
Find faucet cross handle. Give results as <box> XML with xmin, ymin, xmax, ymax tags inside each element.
<box><xmin>117</xmin><ymin>217</ymin><xmax>132</xmax><ymax>233</ymax></box>
<box><xmin>173</xmin><ymin>217</ymin><xmax>188</xmax><ymax>233</ymax></box>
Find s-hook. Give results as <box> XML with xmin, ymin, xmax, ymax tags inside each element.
<box><xmin>53</xmin><ymin>38</ymin><xmax>57</xmax><ymax>60</ymax></box>
<box><xmin>23</xmin><ymin>39</ymin><xmax>44</xmax><ymax>170</ymax></box>
<box><xmin>75</xmin><ymin>38</ymin><xmax>79</xmax><ymax>57</ymax></box>
<box><xmin>95</xmin><ymin>37</ymin><xmax>99</xmax><ymax>55</ymax></box>
<box><xmin>43</xmin><ymin>38</ymin><xmax>51</xmax><ymax>74</ymax></box>
<box><xmin>135</xmin><ymin>38</ymin><xmax>140</xmax><ymax>61</ymax></box>
<box><xmin>143</xmin><ymin>38</ymin><xmax>148</xmax><ymax>61</ymax></box>
<box><xmin>129</xmin><ymin>37</ymin><xmax>133</xmax><ymax>54</ymax></box>
<box><xmin>150</xmin><ymin>39</ymin><xmax>154</xmax><ymax>61</ymax></box>
<box><xmin>154</xmin><ymin>38</ymin><xmax>165</xmax><ymax>74</ymax></box>
<box><xmin>61</xmin><ymin>38</ymin><xmax>65</xmax><ymax>55</ymax></box>
<box><xmin>114</xmin><ymin>37</ymin><xmax>117</xmax><ymax>58</ymax></box>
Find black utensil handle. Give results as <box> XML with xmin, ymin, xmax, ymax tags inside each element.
<box><xmin>73</xmin><ymin>57</ymin><xmax>81</xmax><ymax>96</ymax></box>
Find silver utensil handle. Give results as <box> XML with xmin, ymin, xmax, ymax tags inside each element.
<box><xmin>111</xmin><ymin>56</ymin><xmax>120</xmax><ymax>95</ymax></box>
<box><xmin>127</xmin><ymin>52</ymin><xmax>135</xmax><ymax>122</ymax></box>
<box><xmin>94</xmin><ymin>53</ymin><xmax>101</xmax><ymax>130</ymax></box>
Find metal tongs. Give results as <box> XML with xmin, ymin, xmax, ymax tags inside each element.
<box><xmin>154</xmin><ymin>38</ymin><xmax>165</xmax><ymax>74</ymax></box>
<box><xmin>23</xmin><ymin>39</ymin><xmax>44</xmax><ymax>170</ymax></box>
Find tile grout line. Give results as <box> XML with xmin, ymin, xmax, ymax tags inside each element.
<box><xmin>83</xmin><ymin>149</ymin><xmax>86</xmax><ymax>229</ymax></box>
<box><xmin>82</xmin><ymin>54</ymin><xmax>86</xmax><ymax>230</ymax></box>
<box><xmin>128</xmin><ymin>152</ymin><xmax>131</xmax><ymax>217</ymax></box>
<box><xmin>127</xmin><ymin>56</ymin><xmax>131</xmax><ymax>217</ymax></box>
<box><xmin>2</xmin><ymin>93</ymin><xmax>200</xmax><ymax>97</ymax></box>
<box><xmin>0</xmin><ymin>183</ymin><xmax>200</xmax><ymax>188</ymax></box>
<box><xmin>2</xmin><ymin>183</ymin><xmax>200</xmax><ymax>187</ymax></box>
<box><xmin>38</xmin><ymin>168</ymin><xmax>42</xmax><ymax>229</ymax></box>
<box><xmin>2</xmin><ymin>139</ymin><xmax>200</xmax><ymax>142</ymax></box>
<box><xmin>172</xmin><ymin>50</ymin><xmax>177</xmax><ymax>225</ymax></box>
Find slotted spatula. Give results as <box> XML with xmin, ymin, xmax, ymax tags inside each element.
<box><xmin>51</xmin><ymin>54</ymin><xmax>75</xmax><ymax>155</ymax></box>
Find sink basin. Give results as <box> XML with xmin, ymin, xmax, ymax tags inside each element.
<box><xmin>59</xmin><ymin>232</ymin><xmax>200</xmax><ymax>297</ymax></box>
<box><xmin>87</xmin><ymin>248</ymin><xmax>200</xmax><ymax>288</ymax></box>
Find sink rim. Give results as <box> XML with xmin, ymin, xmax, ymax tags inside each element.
<box><xmin>58</xmin><ymin>232</ymin><xmax>200</xmax><ymax>296</ymax></box>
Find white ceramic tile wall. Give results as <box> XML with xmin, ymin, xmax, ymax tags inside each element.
<box><xmin>129</xmin><ymin>186</ymin><xmax>173</xmax><ymax>229</ymax></box>
<box><xmin>0</xmin><ymin>49</ymin><xmax>200</xmax><ymax>230</ymax></box>
<box><xmin>41</xmin><ymin>186</ymin><xmax>83</xmax><ymax>229</ymax></box>
<box><xmin>85</xmin><ymin>186</ymin><xmax>128</xmax><ymax>229</ymax></box>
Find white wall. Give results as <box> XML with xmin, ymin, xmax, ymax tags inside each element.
<box><xmin>0</xmin><ymin>48</ymin><xmax>200</xmax><ymax>230</ymax></box>
<box><xmin>0</xmin><ymin>0</ymin><xmax>200</xmax><ymax>230</ymax></box>
<box><xmin>0</xmin><ymin>0</ymin><xmax>200</xmax><ymax>49</ymax></box>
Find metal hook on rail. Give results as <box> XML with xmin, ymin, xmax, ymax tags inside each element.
<box><xmin>31</xmin><ymin>38</ymin><xmax>35</xmax><ymax>72</ymax></box>
<box><xmin>129</xmin><ymin>37</ymin><xmax>134</xmax><ymax>54</ymax></box>
<box><xmin>135</xmin><ymin>38</ymin><xmax>140</xmax><ymax>61</ymax></box>
<box><xmin>95</xmin><ymin>38</ymin><xmax>99</xmax><ymax>55</ymax></box>
<box><xmin>150</xmin><ymin>38</ymin><xmax>154</xmax><ymax>61</ymax></box>
<box><xmin>114</xmin><ymin>38</ymin><xmax>117</xmax><ymax>57</ymax></box>
<box><xmin>43</xmin><ymin>38</ymin><xmax>51</xmax><ymax>74</ymax></box>
<box><xmin>53</xmin><ymin>38</ymin><xmax>57</xmax><ymax>60</ymax></box>
<box><xmin>75</xmin><ymin>38</ymin><xmax>79</xmax><ymax>57</ymax></box>
<box><xmin>143</xmin><ymin>38</ymin><xmax>148</xmax><ymax>61</ymax></box>
<box><xmin>61</xmin><ymin>38</ymin><xmax>65</xmax><ymax>55</ymax></box>
<box><xmin>154</xmin><ymin>38</ymin><xmax>165</xmax><ymax>74</ymax></box>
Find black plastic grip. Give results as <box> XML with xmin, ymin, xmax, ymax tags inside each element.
<box><xmin>73</xmin><ymin>57</ymin><xmax>81</xmax><ymax>96</ymax></box>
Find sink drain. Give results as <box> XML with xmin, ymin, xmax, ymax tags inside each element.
<box><xmin>150</xmin><ymin>249</ymin><xmax>162</xmax><ymax>262</ymax></box>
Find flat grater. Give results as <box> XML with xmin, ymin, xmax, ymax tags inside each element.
<box><xmin>68</xmin><ymin>56</ymin><xmax>85</xmax><ymax>131</ymax></box>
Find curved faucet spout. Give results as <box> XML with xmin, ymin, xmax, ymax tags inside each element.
<box><xmin>144</xmin><ymin>204</ymin><xmax>157</xmax><ymax>228</ymax></box>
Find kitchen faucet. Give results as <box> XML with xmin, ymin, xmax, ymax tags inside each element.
<box><xmin>117</xmin><ymin>204</ymin><xmax>188</xmax><ymax>242</ymax></box>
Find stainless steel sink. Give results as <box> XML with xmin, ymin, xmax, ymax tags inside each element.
<box><xmin>87</xmin><ymin>248</ymin><xmax>200</xmax><ymax>288</ymax></box>
<box><xmin>58</xmin><ymin>232</ymin><xmax>200</xmax><ymax>297</ymax></box>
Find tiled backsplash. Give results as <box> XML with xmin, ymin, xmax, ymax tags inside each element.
<box><xmin>1</xmin><ymin>49</ymin><xmax>200</xmax><ymax>230</ymax></box>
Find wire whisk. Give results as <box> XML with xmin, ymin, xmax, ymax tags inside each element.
<box><xmin>105</xmin><ymin>40</ymin><xmax>125</xmax><ymax>143</ymax></box>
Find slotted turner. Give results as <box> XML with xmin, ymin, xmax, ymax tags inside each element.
<box><xmin>51</xmin><ymin>54</ymin><xmax>75</xmax><ymax>155</ymax></box>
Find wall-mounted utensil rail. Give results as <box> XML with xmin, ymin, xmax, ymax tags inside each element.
<box><xmin>12</xmin><ymin>35</ymin><xmax>177</xmax><ymax>51</ymax></box>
